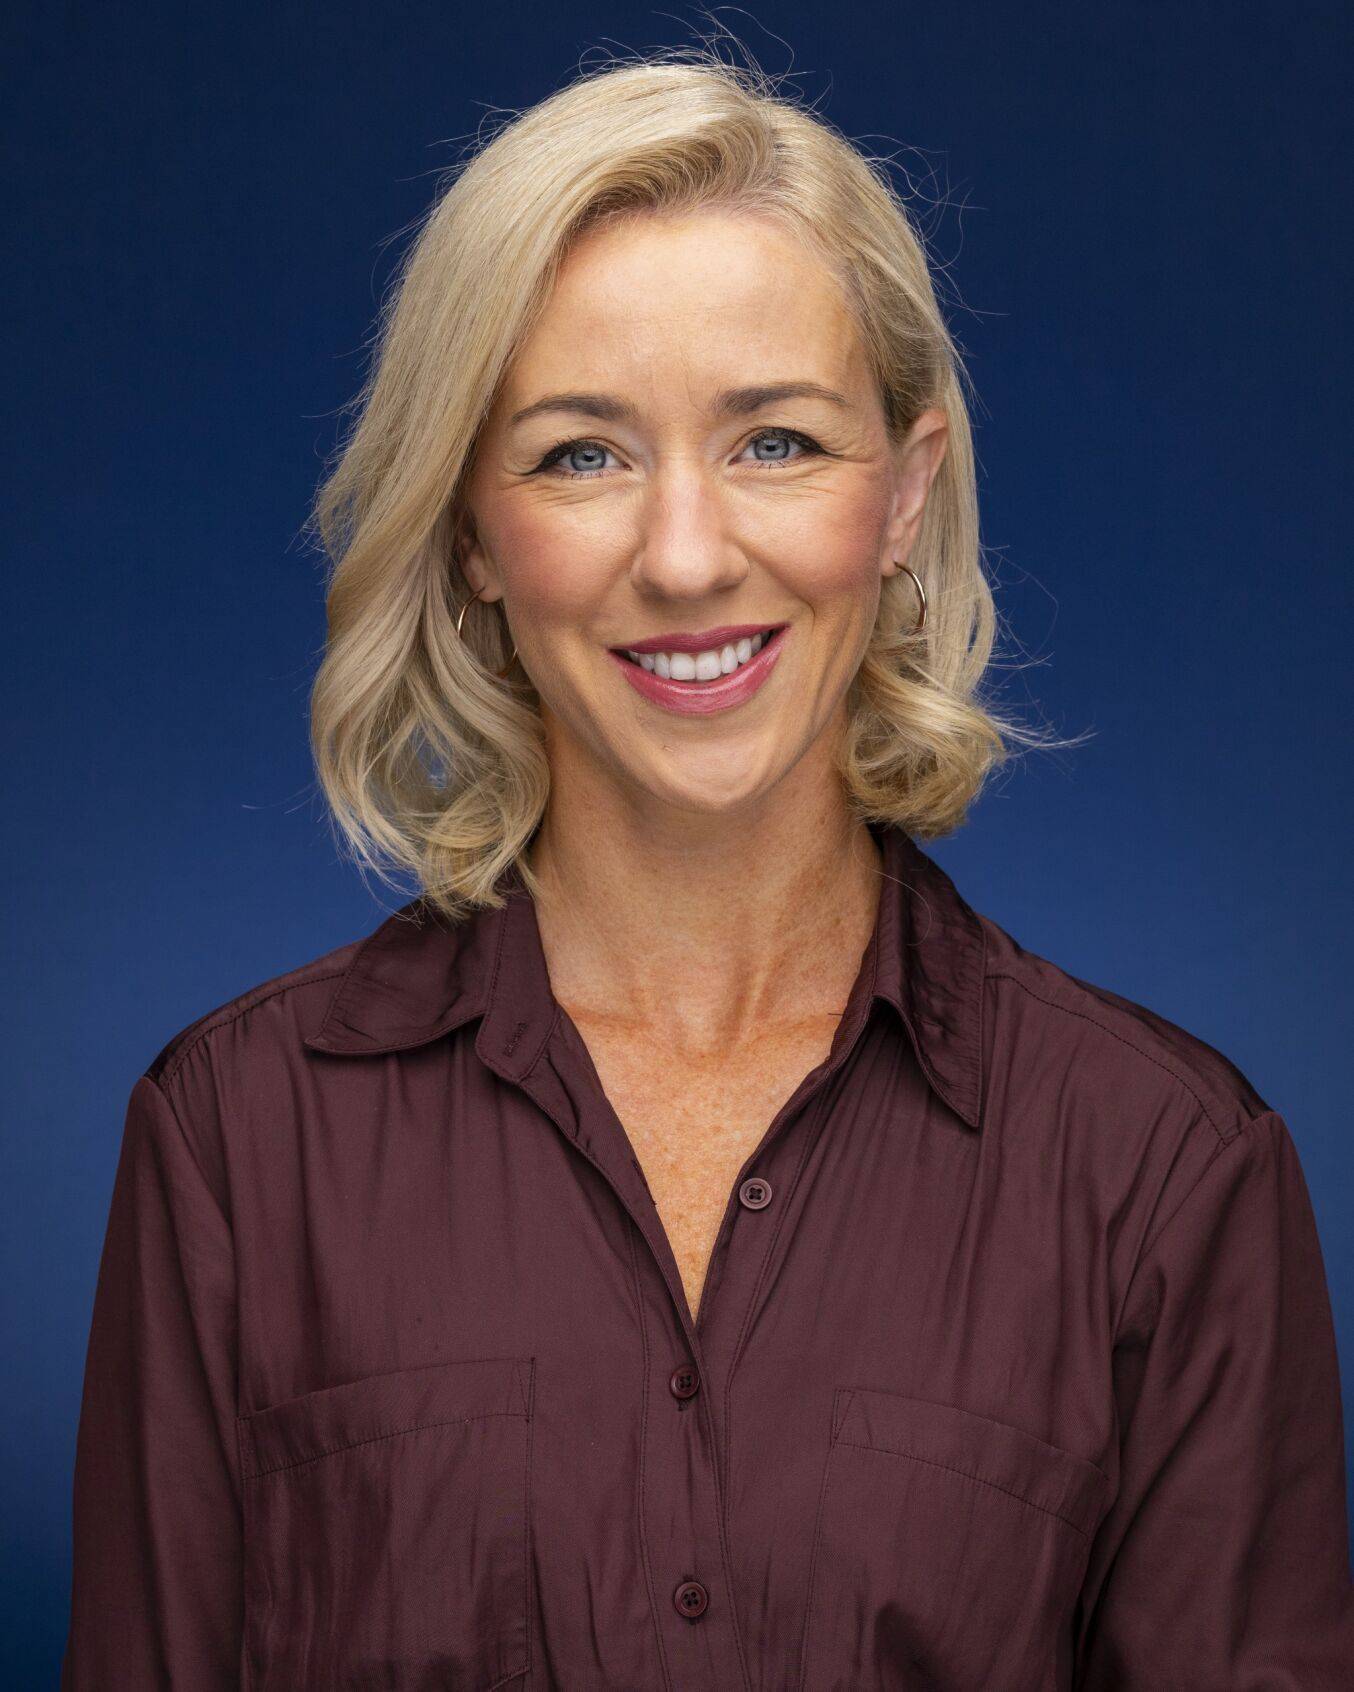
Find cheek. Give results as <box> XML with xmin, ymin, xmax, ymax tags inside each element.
<box><xmin>765</xmin><ymin>480</ymin><xmax>893</xmax><ymax>601</ymax></box>
<box><xmin>489</xmin><ymin>510</ymin><xmax>613</xmax><ymax>629</ymax></box>
<box><xmin>796</xmin><ymin>548</ymin><xmax>881</xmax><ymax>600</ymax></box>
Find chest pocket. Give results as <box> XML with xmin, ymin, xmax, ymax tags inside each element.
<box><xmin>237</xmin><ymin>1355</ymin><xmax>534</xmax><ymax>1692</ymax></box>
<box><xmin>798</xmin><ymin>1387</ymin><xmax>1108</xmax><ymax>1692</ymax></box>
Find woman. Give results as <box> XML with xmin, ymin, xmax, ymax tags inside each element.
<box><xmin>62</xmin><ymin>49</ymin><xmax>1352</xmax><ymax>1692</ymax></box>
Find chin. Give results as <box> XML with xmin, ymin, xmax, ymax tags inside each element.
<box><xmin>628</xmin><ymin>747</ymin><xmax>793</xmax><ymax>818</ymax></box>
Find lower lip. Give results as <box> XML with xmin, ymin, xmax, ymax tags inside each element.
<box><xmin>607</xmin><ymin>628</ymin><xmax>789</xmax><ymax>716</ymax></box>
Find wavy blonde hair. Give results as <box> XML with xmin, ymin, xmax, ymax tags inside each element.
<box><xmin>307</xmin><ymin>43</ymin><xmax>1072</xmax><ymax>923</ymax></box>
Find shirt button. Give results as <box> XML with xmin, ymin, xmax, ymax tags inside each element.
<box><xmin>738</xmin><ymin>1176</ymin><xmax>773</xmax><ymax>1210</ymax></box>
<box><xmin>669</xmin><ymin>1363</ymin><xmax>700</xmax><ymax>1400</ymax></box>
<box><xmin>673</xmin><ymin>1579</ymin><xmax>709</xmax><ymax>1617</ymax></box>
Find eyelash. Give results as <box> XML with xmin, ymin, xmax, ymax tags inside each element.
<box><xmin>530</xmin><ymin>427</ymin><xmax>826</xmax><ymax>480</ymax></box>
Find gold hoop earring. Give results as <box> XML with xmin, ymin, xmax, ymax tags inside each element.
<box><xmin>455</xmin><ymin>586</ymin><xmax>519</xmax><ymax>680</ymax></box>
<box><xmin>896</xmin><ymin>563</ymin><xmax>926</xmax><ymax>633</ymax></box>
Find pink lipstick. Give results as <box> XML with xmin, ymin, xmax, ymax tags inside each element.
<box><xmin>607</xmin><ymin>625</ymin><xmax>789</xmax><ymax>716</ymax></box>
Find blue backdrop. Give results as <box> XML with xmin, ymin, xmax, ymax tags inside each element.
<box><xmin>6</xmin><ymin>2</ymin><xmax>1351</xmax><ymax>1681</ymax></box>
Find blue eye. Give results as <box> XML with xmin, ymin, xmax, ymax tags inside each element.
<box><xmin>535</xmin><ymin>440</ymin><xmax>617</xmax><ymax>478</ymax></box>
<box><xmin>744</xmin><ymin>429</ymin><xmax>820</xmax><ymax>466</ymax></box>
<box><xmin>531</xmin><ymin>428</ymin><xmax>825</xmax><ymax>480</ymax></box>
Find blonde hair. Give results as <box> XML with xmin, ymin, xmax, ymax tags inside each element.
<box><xmin>307</xmin><ymin>42</ymin><xmax>1076</xmax><ymax>923</ymax></box>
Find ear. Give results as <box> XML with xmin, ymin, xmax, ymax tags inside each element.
<box><xmin>881</xmin><ymin>409</ymin><xmax>950</xmax><ymax>578</ymax></box>
<box><xmin>452</xmin><ymin>504</ymin><xmax>506</xmax><ymax>604</ymax></box>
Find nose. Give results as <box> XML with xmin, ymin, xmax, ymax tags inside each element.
<box><xmin>627</xmin><ymin>473</ymin><xmax>748</xmax><ymax>603</ymax></box>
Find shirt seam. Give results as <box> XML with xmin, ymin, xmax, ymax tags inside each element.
<box><xmin>1111</xmin><ymin>1109</ymin><xmax>1278</xmax><ymax>1344</ymax></box>
<box><xmin>159</xmin><ymin>968</ymin><xmax>352</xmax><ymax>1089</ymax></box>
<box><xmin>831</xmin><ymin>1437</ymin><xmax>1096</xmax><ymax>1539</ymax></box>
<box><xmin>240</xmin><ymin>1408</ymin><xmax>526</xmax><ymax>1481</ymax></box>
<box><xmin>141</xmin><ymin>1069</ymin><xmax>233</xmax><ymax>1230</ymax></box>
<box><xmin>985</xmin><ymin>969</ymin><xmax>1230</xmax><ymax>1145</ymax></box>
<box><xmin>142</xmin><ymin>1068</ymin><xmax>245</xmax><ymax>1497</ymax></box>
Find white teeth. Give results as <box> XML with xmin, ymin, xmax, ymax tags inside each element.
<box><xmin>626</xmin><ymin>630</ymin><xmax>772</xmax><ymax>681</ymax></box>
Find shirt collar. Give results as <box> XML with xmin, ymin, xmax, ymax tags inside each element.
<box><xmin>303</xmin><ymin>818</ymin><xmax>987</xmax><ymax>1130</ymax></box>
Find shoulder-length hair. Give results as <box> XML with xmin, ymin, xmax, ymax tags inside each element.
<box><xmin>307</xmin><ymin>46</ymin><xmax>1068</xmax><ymax>923</ymax></box>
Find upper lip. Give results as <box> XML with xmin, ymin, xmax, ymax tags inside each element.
<box><xmin>610</xmin><ymin>622</ymin><xmax>786</xmax><ymax>655</ymax></box>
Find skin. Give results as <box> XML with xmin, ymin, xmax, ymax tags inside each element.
<box><xmin>459</xmin><ymin>208</ymin><xmax>948</xmax><ymax>1317</ymax></box>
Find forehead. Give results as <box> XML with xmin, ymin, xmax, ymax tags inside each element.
<box><xmin>502</xmin><ymin>209</ymin><xmax>868</xmax><ymax>399</ymax></box>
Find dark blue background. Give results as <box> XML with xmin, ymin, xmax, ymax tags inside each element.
<box><xmin>6</xmin><ymin>2</ymin><xmax>1351</xmax><ymax>1680</ymax></box>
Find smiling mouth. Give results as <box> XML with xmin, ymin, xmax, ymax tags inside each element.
<box><xmin>613</xmin><ymin>625</ymin><xmax>788</xmax><ymax>681</ymax></box>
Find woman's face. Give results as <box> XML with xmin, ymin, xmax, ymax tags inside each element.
<box><xmin>460</xmin><ymin>208</ymin><xmax>948</xmax><ymax>818</ymax></box>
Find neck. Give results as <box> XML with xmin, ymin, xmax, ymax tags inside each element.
<box><xmin>522</xmin><ymin>757</ymin><xmax>882</xmax><ymax>1059</ymax></box>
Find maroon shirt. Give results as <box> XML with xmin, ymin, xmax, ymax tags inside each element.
<box><xmin>61</xmin><ymin>820</ymin><xmax>1354</xmax><ymax>1689</ymax></box>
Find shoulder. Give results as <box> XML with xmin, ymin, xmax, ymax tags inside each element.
<box><xmin>976</xmin><ymin>912</ymin><xmax>1272</xmax><ymax>1148</ymax></box>
<box><xmin>971</xmin><ymin>913</ymin><xmax>1289</xmax><ymax>1277</ymax></box>
<box><xmin>143</xmin><ymin>932</ymin><xmax>365</xmax><ymax>1093</ymax></box>
<box><xmin>116</xmin><ymin>925</ymin><xmax>373</xmax><ymax>1214</ymax></box>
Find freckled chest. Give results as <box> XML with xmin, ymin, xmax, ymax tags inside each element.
<box><xmin>566</xmin><ymin>1013</ymin><xmax>845</xmax><ymax>1324</ymax></box>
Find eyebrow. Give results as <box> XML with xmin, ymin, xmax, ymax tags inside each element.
<box><xmin>507</xmin><ymin>381</ymin><xmax>851</xmax><ymax>430</ymax></box>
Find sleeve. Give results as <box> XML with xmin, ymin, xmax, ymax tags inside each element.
<box><xmin>61</xmin><ymin>1071</ymin><xmax>244</xmax><ymax>1690</ymax></box>
<box><xmin>1074</xmin><ymin>1108</ymin><xmax>1354</xmax><ymax>1689</ymax></box>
